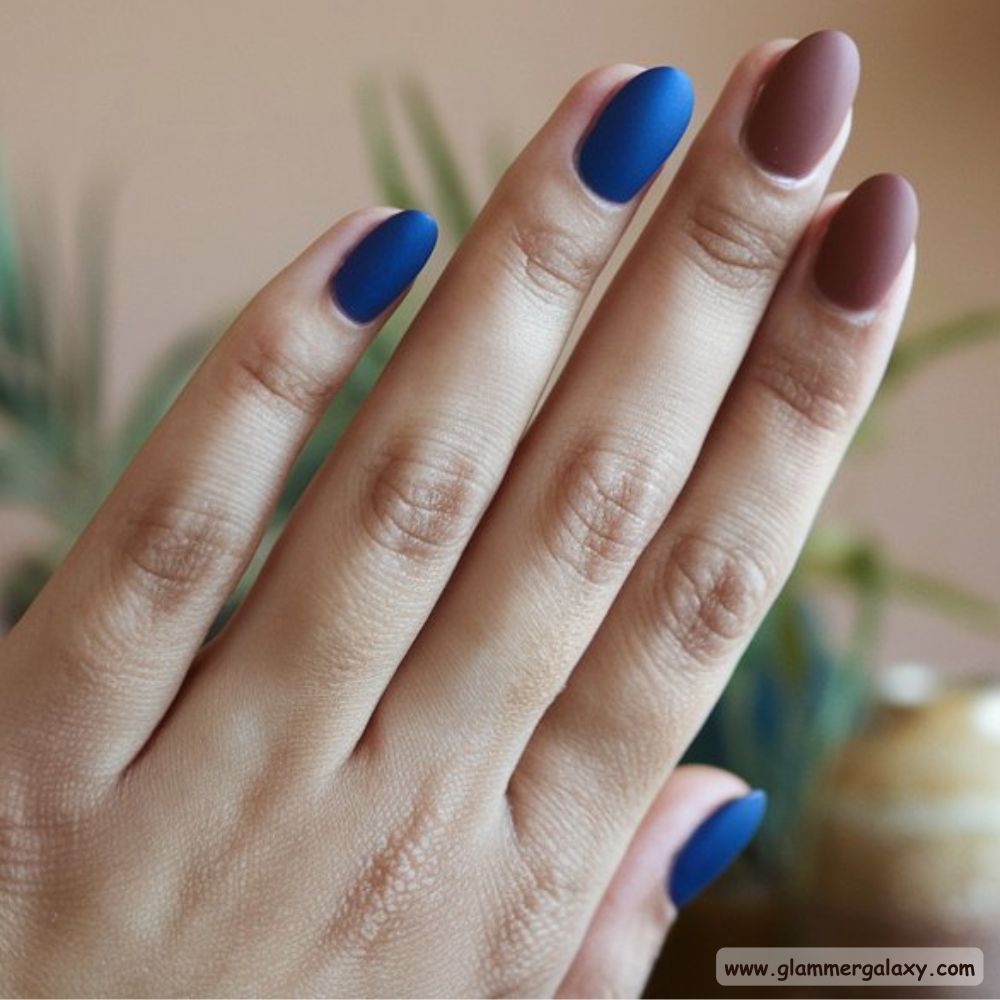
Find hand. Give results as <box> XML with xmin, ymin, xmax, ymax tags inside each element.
<box><xmin>0</xmin><ymin>31</ymin><xmax>915</xmax><ymax>997</ymax></box>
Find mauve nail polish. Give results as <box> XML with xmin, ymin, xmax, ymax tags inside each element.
<box><xmin>745</xmin><ymin>30</ymin><xmax>860</xmax><ymax>179</ymax></box>
<box><xmin>577</xmin><ymin>67</ymin><xmax>694</xmax><ymax>204</ymax></box>
<box><xmin>814</xmin><ymin>174</ymin><xmax>918</xmax><ymax>311</ymax></box>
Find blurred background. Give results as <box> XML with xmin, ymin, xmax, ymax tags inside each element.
<box><xmin>0</xmin><ymin>1</ymin><xmax>998</xmax><ymax>997</ymax></box>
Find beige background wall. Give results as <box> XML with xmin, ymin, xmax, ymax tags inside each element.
<box><xmin>0</xmin><ymin>0</ymin><xmax>997</xmax><ymax>673</ymax></box>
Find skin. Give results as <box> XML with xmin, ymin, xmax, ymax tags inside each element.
<box><xmin>0</xmin><ymin>39</ymin><xmax>914</xmax><ymax>998</ymax></box>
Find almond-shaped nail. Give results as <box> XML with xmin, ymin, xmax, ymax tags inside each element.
<box><xmin>814</xmin><ymin>173</ymin><xmax>918</xmax><ymax>312</ymax></box>
<box><xmin>577</xmin><ymin>67</ymin><xmax>694</xmax><ymax>203</ymax></box>
<box><xmin>745</xmin><ymin>30</ymin><xmax>860</xmax><ymax>179</ymax></box>
<box><xmin>668</xmin><ymin>790</ymin><xmax>767</xmax><ymax>908</ymax></box>
<box><xmin>332</xmin><ymin>209</ymin><xmax>438</xmax><ymax>324</ymax></box>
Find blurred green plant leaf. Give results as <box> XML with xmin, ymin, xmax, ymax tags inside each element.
<box><xmin>0</xmin><ymin>174</ymin><xmax>48</xmax><ymax>427</ymax></box>
<box><xmin>882</xmin><ymin>564</ymin><xmax>1000</xmax><ymax>631</ymax></box>
<box><xmin>0</xmin><ymin>154</ymin><xmax>30</xmax><ymax>358</ymax></box>
<box><xmin>483</xmin><ymin>127</ymin><xmax>515</xmax><ymax>186</ymax></box>
<box><xmin>802</xmin><ymin>523</ymin><xmax>1000</xmax><ymax>633</ymax></box>
<box><xmin>882</xmin><ymin>308</ymin><xmax>1000</xmax><ymax>392</ymax></box>
<box><xmin>358</xmin><ymin>79</ymin><xmax>421</xmax><ymax>210</ymax></box>
<box><xmin>70</xmin><ymin>175</ymin><xmax>116</xmax><ymax>469</ymax></box>
<box><xmin>851</xmin><ymin>309</ymin><xmax>1000</xmax><ymax>449</ymax></box>
<box><xmin>0</xmin><ymin>180</ymin><xmax>96</xmax><ymax>511</ymax></box>
<box><xmin>400</xmin><ymin>78</ymin><xmax>476</xmax><ymax>240</ymax></box>
<box><xmin>0</xmin><ymin>436</ymin><xmax>61</xmax><ymax>511</ymax></box>
<box><xmin>0</xmin><ymin>549</ymin><xmax>60</xmax><ymax>628</ymax></box>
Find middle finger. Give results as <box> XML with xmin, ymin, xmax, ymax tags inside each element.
<box><xmin>201</xmin><ymin>63</ymin><xmax>695</xmax><ymax>760</ymax></box>
<box><xmin>378</xmin><ymin>31</ymin><xmax>860</xmax><ymax>777</ymax></box>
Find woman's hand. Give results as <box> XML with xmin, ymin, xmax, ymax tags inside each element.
<box><xmin>0</xmin><ymin>31</ymin><xmax>915</xmax><ymax>997</ymax></box>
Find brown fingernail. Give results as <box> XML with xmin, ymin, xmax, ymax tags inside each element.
<box><xmin>745</xmin><ymin>30</ymin><xmax>860</xmax><ymax>179</ymax></box>
<box><xmin>814</xmin><ymin>174</ymin><xmax>919</xmax><ymax>312</ymax></box>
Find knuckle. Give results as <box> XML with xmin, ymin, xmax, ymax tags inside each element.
<box><xmin>504</xmin><ymin>210</ymin><xmax>602</xmax><ymax>305</ymax></box>
<box><xmin>118</xmin><ymin>491</ymin><xmax>247</xmax><ymax>612</ymax></box>
<box><xmin>753</xmin><ymin>334</ymin><xmax>861</xmax><ymax>437</ymax></box>
<box><xmin>360</xmin><ymin>433</ymin><xmax>490</xmax><ymax>561</ymax></box>
<box><xmin>542</xmin><ymin>436</ymin><xmax>670</xmax><ymax>586</ymax></box>
<box><xmin>680</xmin><ymin>198</ymin><xmax>787</xmax><ymax>293</ymax></box>
<box><xmin>225</xmin><ymin>312</ymin><xmax>332</xmax><ymax>420</ymax></box>
<box><xmin>649</xmin><ymin>532</ymin><xmax>775</xmax><ymax>669</ymax></box>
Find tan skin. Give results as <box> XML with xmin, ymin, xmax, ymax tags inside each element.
<box><xmin>0</xmin><ymin>39</ymin><xmax>913</xmax><ymax>997</ymax></box>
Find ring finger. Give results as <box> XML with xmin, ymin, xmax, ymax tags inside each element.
<box><xmin>378</xmin><ymin>31</ymin><xmax>859</xmax><ymax>778</ymax></box>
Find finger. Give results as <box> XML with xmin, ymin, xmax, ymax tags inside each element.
<box><xmin>0</xmin><ymin>208</ymin><xmax>437</xmax><ymax>781</ymax></box>
<box><xmin>518</xmin><ymin>176</ymin><xmax>918</xmax><ymax>856</ymax></box>
<box><xmin>555</xmin><ymin>767</ymin><xmax>760</xmax><ymax>999</ymax></box>
<box><xmin>205</xmin><ymin>65</ymin><xmax>695</xmax><ymax>761</ymax></box>
<box><xmin>379</xmin><ymin>32</ymin><xmax>858</xmax><ymax>773</ymax></box>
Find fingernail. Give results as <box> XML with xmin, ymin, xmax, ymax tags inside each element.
<box><xmin>668</xmin><ymin>790</ymin><xmax>767</xmax><ymax>908</ymax></box>
<box><xmin>332</xmin><ymin>209</ymin><xmax>438</xmax><ymax>324</ymax></box>
<box><xmin>745</xmin><ymin>30</ymin><xmax>860</xmax><ymax>179</ymax></box>
<box><xmin>577</xmin><ymin>67</ymin><xmax>694</xmax><ymax>204</ymax></box>
<box><xmin>814</xmin><ymin>173</ymin><xmax>918</xmax><ymax>311</ymax></box>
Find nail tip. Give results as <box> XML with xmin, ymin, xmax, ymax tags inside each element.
<box><xmin>669</xmin><ymin>880</ymin><xmax>699</xmax><ymax>910</ymax></box>
<box><xmin>746</xmin><ymin>27</ymin><xmax>860</xmax><ymax>179</ymax></box>
<box><xmin>389</xmin><ymin>208</ymin><xmax>441</xmax><ymax>260</ymax></box>
<box><xmin>332</xmin><ymin>208</ymin><xmax>438</xmax><ymax>324</ymax></box>
<box><xmin>741</xmin><ymin>788</ymin><xmax>769</xmax><ymax>823</ymax></box>
<box><xmin>723</xmin><ymin>788</ymin><xmax>769</xmax><ymax>832</ymax></box>
<box><xmin>647</xmin><ymin>64</ymin><xmax>695</xmax><ymax>103</ymax></box>
<box><xmin>667</xmin><ymin>789</ymin><xmax>768</xmax><ymax>909</ymax></box>
<box><xmin>863</xmin><ymin>172</ymin><xmax>920</xmax><ymax>233</ymax></box>
<box><xmin>401</xmin><ymin>207</ymin><xmax>440</xmax><ymax>241</ymax></box>
<box><xmin>806</xmin><ymin>27</ymin><xmax>860</xmax><ymax>56</ymax></box>
<box><xmin>578</xmin><ymin>64</ymin><xmax>694</xmax><ymax>203</ymax></box>
<box><xmin>870</xmin><ymin>172</ymin><xmax>919</xmax><ymax>216</ymax></box>
<box><xmin>814</xmin><ymin>173</ymin><xmax>918</xmax><ymax>311</ymax></box>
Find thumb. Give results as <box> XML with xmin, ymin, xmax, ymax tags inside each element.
<box><xmin>555</xmin><ymin>765</ymin><xmax>766</xmax><ymax>999</ymax></box>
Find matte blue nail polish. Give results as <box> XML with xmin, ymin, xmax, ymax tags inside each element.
<box><xmin>332</xmin><ymin>209</ymin><xmax>438</xmax><ymax>324</ymax></box>
<box><xmin>577</xmin><ymin>67</ymin><xmax>694</xmax><ymax>203</ymax></box>
<box><xmin>668</xmin><ymin>790</ymin><xmax>767</xmax><ymax>908</ymax></box>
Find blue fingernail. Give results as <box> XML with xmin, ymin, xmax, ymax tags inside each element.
<box><xmin>668</xmin><ymin>790</ymin><xmax>767</xmax><ymax>908</ymax></box>
<box><xmin>332</xmin><ymin>209</ymin><xmax>438</xmax><ymax>324</ymax></box>
<box><xmin>577</xmin><ymin>67</ymin><xmax>694</xmax><ymax>203</ymax></box>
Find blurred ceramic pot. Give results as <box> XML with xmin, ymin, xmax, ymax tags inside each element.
<box><xmin>802</xmin><ymin>665</ymin><xmax>1000</xmax><ymax>981</ymax></box>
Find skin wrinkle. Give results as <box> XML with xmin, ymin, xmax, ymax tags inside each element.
<box><xmin>541</xmin><ymin>436</ymin><xmax>672</xmax><ymax>587</ymax></box>
<box><xmin>361</xmin><ymin>436</ymin><xmax>492</xmax><ymax>560</ymax></box>
<box><xmin>651</xmin><ymin>532</ymin><xmax>775</xmax><ymax>670</ymax></box>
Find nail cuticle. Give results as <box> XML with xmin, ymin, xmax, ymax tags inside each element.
<box><xmin>737</xmin><ymin>130</ymin><xmax>825</xmax><ymax>190</ymax></box>
<box><xmin>738</xmin><ymin>110</ymin><xmax>852</xmax><ymax>192</ymax></box>
<box><xmin>810</xmin><ymin>272</ymin><xmax>887</xmax><ymax>324</ymax></box>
